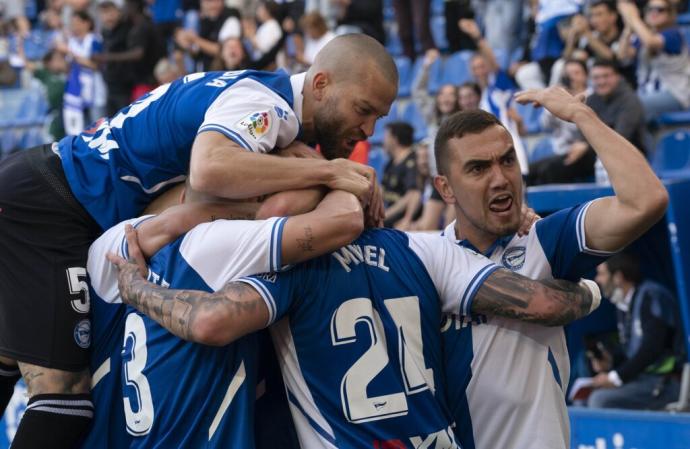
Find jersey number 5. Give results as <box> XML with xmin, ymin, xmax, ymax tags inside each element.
<box><xmin>330</xmin><ymin>296</ymin><xmax>434</xmax><ymax>424</ymax></box>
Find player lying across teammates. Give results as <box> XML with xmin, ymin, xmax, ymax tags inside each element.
<box><xmin>0</xmin><ymin>33</ymin><xmax>396</xmax><ymax>449</ymax></box>
<box><xmin>99</xmin><ymin>87</ymin><xmax>667</xmax><ymax>448</ymax></box>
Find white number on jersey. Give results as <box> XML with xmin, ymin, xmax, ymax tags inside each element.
<box><xmin>66</xmin><ymin>267</ymin><xmax>90</xmax><ymax>314</ymax></box>
<box><xmin>330</xmin><ymin>296</ymin><xmax>434</xmax><ymax>423</ymax></box>
<box><xmin>123</xmin><ymin>313</ymin><xmax>155</xmax><ymax>436</ymax></box>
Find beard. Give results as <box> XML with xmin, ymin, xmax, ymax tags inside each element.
<box><xmin>313</xmin><ymin>96</ymin><xmax>352</xmax><ymax>160</ymax></box>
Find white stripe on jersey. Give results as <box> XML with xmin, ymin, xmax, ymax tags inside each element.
<box><xmin>270</xmin><ymin>318</ymin><xmax>338</xmax><ymax>448</ymax></box>
<box><xmin>209</xmin><ymin>360</ymin><xmax>246</xmax><ymax>441</ymax></box>
<box><xmin>91</xmin><ymin>358</ymin><xmax>110</xmax><ymax>389</ymax></box>
<box><xmin>240</xmin><ymin>277</ymin><xmax>277</xmax><ymax>325</ymax></box>
<box><xmin>576</xmin><ymin>201</ymin><xmax>617</xmax><ymax>256</ymax></box>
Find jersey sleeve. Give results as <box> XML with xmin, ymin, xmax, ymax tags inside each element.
<box><xmin>198</xmin><ymin>78</ymin><xmax>300</xmax><ymax>154</ymax></box>
<box><xmin>407</xmin><ymin>233</ymin><xmax>500</xmax><ymax>316</ymax></box>
<box><xmin>178</xmin><ymin>216</ymin><xmax>288</xmax><ymax>290</ymax></box>
<box><xmin>534</xmin><ymin>200</ymin><xmax>615</xmax><ymax>281</ymax></box>
<box><xmin>660</xmin><ymin>28</ymin><xmax>683</xmax><ymax>55</ymax></box>
<box><xmin>237</xmin><ymin>268</ymin><xmax>301</xmax><ymax>327</ymax></box>
<box><xmin>87</xmin><ymin>215</ymin><xmax>156</xmax><ymax>304</ymax></box>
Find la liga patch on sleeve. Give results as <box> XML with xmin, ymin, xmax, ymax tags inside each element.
<box><xmin>238</xmin><ymin>111</ymin><xmax>271</xmax><ymax>140</ymax></box>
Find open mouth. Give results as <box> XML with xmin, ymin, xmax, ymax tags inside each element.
<box><xmin>489</xmin><ymin>193</ymin><xmax>513</xmax><ymax>213</ymax></box>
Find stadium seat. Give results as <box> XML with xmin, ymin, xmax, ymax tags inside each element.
<box><xmin>656</xmin><ymin>109</ymin><xmax>690</xmax><ymax>126</ymax></box>
<box><xmin>652</xmin><ymin>131</ymin><xmax>690</xmax><ymax>173</ymax></box>
<box><xmin>528</xmin><ymin>136</ymin><xmax>555</xmax><ymax>163</ymax></box>
<box><xmin>431</xmin><ymin>0</ymin><xmax>444</xmax><ymax>16</ymax></box>
<box><xmin>367</xmin><ymin>146</ymin><xmax>389</xmax><ymax>182</ymax></box>
<box><xmin>514</xmin><ymin>101</ymin><xmax>543</xmax><ymax>134</ymax></box>
<box><xmin>394</xmin><ymin>56</ymin><xmax>413</xmax><ymax>97</ymax></box>
<box><xmin>430</xmin><ymin>15</ymin><xmax>448</xmax><ymax>53</ymax></box>
<box><xmin>369</xmin><ymin>101</ymin><xmax>399</xmax><ymax>146</ymax></box>
<box><xmin>400</xmin><ymin>102</ymin><xmax>428</xmax><ymax>142</ymax></box>
<box><xmin>385</xmin><ymin>22</ymin><xmax>403</xmax><ymax>56</ymax></box>
<box><xmin>440</xmin><ymin>51</ymin><xmax>474</xmax><ymax>87</ymax></box>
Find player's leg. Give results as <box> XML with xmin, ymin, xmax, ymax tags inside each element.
<box><xmin>10</xmin><ymin>364</ymin><xmax>92</xmax><ymax>449</ymax></box>
<box><xmin>0</xmin><ymin>355</ymin><xmax>20</xmax><ymax>416</ymax></box>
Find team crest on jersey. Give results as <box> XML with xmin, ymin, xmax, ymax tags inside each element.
<box><xmin>73</xmin><ymin>319</ymin><xmax>91</xmax><ymax>348</ymax></box>
<box><xmin>256</xmin><ymin>272</ymin><xmax>277</xmax><ymax>283</ymax></box>
<box><xmin>239</xmin><ymin>111</ymin><xmax>271</xmax><ymax>140</ymax></box>
<box><xmin>502</xmin><ymin>246</ymin><xmax>526</xmax><ymax>271</ymax></box>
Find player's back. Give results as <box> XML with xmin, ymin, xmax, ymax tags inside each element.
<box><xmin>56</xmin><ymin>70</ymin><xmax>298</xmax><ymax>229</ymax></box>
<box><xmin>242</xmin><ymin>228</ymin><xmax>498</xmax><ymax>449</ymax></box>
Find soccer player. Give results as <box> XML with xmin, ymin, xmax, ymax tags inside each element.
<box><xmin>83</xmin><ymin>186</ymin><xmax>364</xmax><ymax>448</ymax></box>
<box><xmin>107</xmin><ymin>224</ymin><xmax>601</xmax><ymax>448</ymax></box>
<box><xmin>0</xmin><ymin>33</ymin><xmax>396</xmax><ymax>447</ymax></box>
<box><xmin>432</xmin><ymin>87</ymin><xmax>668</xmax><ymax>448</ymax></box>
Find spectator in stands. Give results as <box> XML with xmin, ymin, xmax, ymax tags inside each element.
<box><xmin>154</xmin><ymin>51</ymin><xmax>185</xmax><ymax>85</ymax></box>
<box><xmin>332</xmin><ymin>0</ymin><xmax>385</xmax><ymax>44</ymax></box>
<box><xmin>150</xmin><ymin>0</ymin><xmax>182</xmax><ymax>58</ymax></box>
<box><xmin>243</xmin><ymin>1</ymin><xmax>282</xmax><ymax>60</ymax></box>
<box><xmin>382</xmin><ymin>121</ymin><xmax>421</xmax><ymax>229</ymax></box>
<box><xmin>409</xmin><ymin>138</ymin><xmax>449</xmax><ymax>231</ymax></box>
<box><xmin>443</xmin><ymin>0</ymin><xmax>478</xmax><ymax>52</ymax></box>
<box><xmin>564</xmin><ymin>2</ymin><xmax>621</xmax><ymax>62</ymax></box>
<box><xmin>98</xmin><ymin>0</ymin><xmax>161</xmax><ymax>101</ymax></box>
<box><xmin>527</xmin><ymin>59</ymin><xmax>646</xmax><ymax>185</ymax></box>
<box><xmin>411</xmin><ymin>49</ymin><xmax>459</xmax><ymax>175</ymax></box>
<box><xmin>0</xmin><ymin>0</ymin><xmax>30</xmax><ymax>37</ymax></box>
<box><xmin>589</xmin><ymin>253</ymin><xmax>683</xmax><ymax>410</ymax></box>
<box><xmin>58</xmin><ymin>10</ymin><xmax>105</xmax><ymax>135</ymax></box>
<box><xmin>97</xmin><ymin>1</ymin><xmax>133</xmax><ymax>116</ymax></box>
<box><xmin>617</xmin><ymin>0</ymin><xmax>690</xmax><ymax>121</ymax></box>
<box><xmin>175</xmin><ymin>0</ymin><xmax>240</xmax><ymax>71</ymax></box>
<box><xmin>462</xmin><ymin>18</ymin><xmax>529</xmax><ymax>174</ymax></box>
<box><xmin>31</xmin><ymin>48</ymin><xmax>68</xmax><ymax>140</ymax></box>
<box><xmin>458</xmin><ymin>81</ymin><xmax>481</xmax><ymax>111</ymax></box>
<box><xmin>392</xmin><ymin>0</ymin><xmax>436</xmax><ymax>61</ymax></box>
<box><xmin>297</xmin><ymin>11</ymin><xmax>335</xmax><ymax>66</ymax></box>
<box><xmin>476</xmin><ymin>0</ymin><xmax>526</xmax><ymax>56</ymax></box>
<box><xmin>530</xmin><ymin>59</ymin><xmax>588</xmax><ymax>169</ymax></box>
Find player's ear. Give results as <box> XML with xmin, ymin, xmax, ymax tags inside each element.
<box><xmin>433</xmin><ymin>175</ymin><xmax>456</xmax><ymax>205</ymax></box>
<box><xmin>311</xmin><ymin>71</ymin><xmax>330</xmax><ymax>101</ymax></box>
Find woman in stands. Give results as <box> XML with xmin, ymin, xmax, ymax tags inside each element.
<box><xmin>617</xmin><ymin>0</ymin><xmax>690</xmax><ymax>120</ymax></box>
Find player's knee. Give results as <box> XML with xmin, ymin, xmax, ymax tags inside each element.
<box><xmin>18</xmin><ymin>363</ymin><xmax>90</xmax><ymax>397</ymax></box>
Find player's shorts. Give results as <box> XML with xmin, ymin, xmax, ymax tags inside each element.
<box><xmin>0</xmin><ymin>144</ymin><xmax>101</xmax><ymax>371</ymax></box>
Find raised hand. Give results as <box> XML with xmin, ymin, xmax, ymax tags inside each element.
<box><xmin>514</xmin><ymin>86</ymin><xmax>589</xmax><ymax>123</ymax></box>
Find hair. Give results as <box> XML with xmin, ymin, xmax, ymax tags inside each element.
<box><xmin>260</xmin><ymin>1</ymin><xmax>281</xmax><ymax>20</ymax></box>
<box><xmin>97</xmin><ymin>1</ymin><xmax>119</xmax><ymax>10</ymax></box>
<box><xmin>385</xmin><ymin>121</ymin><xmax>415</xmax><ymax>147</ymax></box>
<box><xmin>564</xmin><ymin>58</ymin><xmax>588</xmax><ymax>74</ymax></box>
<box><xmin>300</xmin><ymin>11</ymin><xmax>329</xmax><ymax>36</ymax></box>
<box><xmin>605</xmin><ymin>252</ymin><xmax>642</xmax><ymax>284</ymax></box>
<box><xmin>649</xmin><ymin>0</ymin><xmax>677</xmax><ymax>15</ymax></box>
<box><xmin>590</xmin><ymin>0</ymin><xmax>617</xmax><ymax>13</ymax></box>
<box><xmin>72</xmin><ymin>10</ymin><xmax>94</xmax><ymax>30</ymax></box>
<box><xmin>42</xmin><ymin>47</ymin><xmax>63</xmax><ymax>65</ymax></box>
<box><xmin>434</xmin><ymin>110</ymin><xmax>504</xmax><ymax>174</ymax></box>
<box><xmin>591</xmin><ymin>58</ymin><xmax>620</xmax><ymax>73</ymax></box>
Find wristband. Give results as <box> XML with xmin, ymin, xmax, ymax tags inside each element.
<box><xmin>578</xmin><ymin>278</ymin><xmax>601</xmax><ymax>314</ymax></box>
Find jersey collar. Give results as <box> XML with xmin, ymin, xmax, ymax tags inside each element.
<box><xmin>442</xmin><ymin>219</ymin><xmax>515</xmax><ymax>257</ymax></box>
<box><xmin>290</xmin><ymin>72</ymin><xmax>306</xmax><ymax>124</ymax></box>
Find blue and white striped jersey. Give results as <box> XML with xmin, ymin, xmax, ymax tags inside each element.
<box><xmin>240</xmin><ymin>229</ymin><xmax>499</xmax><ymax>449</ymax></box>
<box><xmin>57</xmin><ymin>70</ymin><xmax>305</xmax><ymax>230</ymax></box>
<box><xmin>441</xmin><ymin>201</ymin><xmax>612</xmax><ymax>449</ymax></box>
<box><xmin>83</xmin><ymin>215</ymin><xmax>288</xmax><ymax>448</ymax></box>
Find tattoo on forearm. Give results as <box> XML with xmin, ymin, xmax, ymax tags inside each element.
<box><xmin>296</xmin><ymin>225</ymin><xmax>315</xmax><ymax>252</ymax></box>
<box><xmin>472</xmin><ymin>269</ymin><xmax>593</xmax><ymax>326</ymax></box>
<box><xmin>118</xmin><ymin>261</ymin><xmax>263</xmax><ymax>342</ymax></box>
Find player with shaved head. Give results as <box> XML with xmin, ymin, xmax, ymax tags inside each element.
<box><xmin>0</xmin><ymin>33</ymin><xmax>396</xmax><ymax>448</ymax></box>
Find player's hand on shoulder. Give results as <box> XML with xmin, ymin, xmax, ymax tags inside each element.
<box><xmin>327</xmin><ymin>159</ymin><xmax>376</xmax><ymax>209</ymax></box>
<box><xmin>517</xmin><ymin>204</ymin><xmax>539</xmax><ymax>236</ymax></box>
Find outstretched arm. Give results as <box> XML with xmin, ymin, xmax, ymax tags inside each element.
<box><xmin>471</xmin><ymin>269</ymin><xmax>600</xmax><ymax>326</ymax></box>
<box><xmin>109</xmin><ymin>255</ymin><xmax>265</xmax><ymax>345</ymax></box>
<box><xmin>515</xmin><ymin>87</ymin><xmax>668</xmax><ymax>251</ymax></box>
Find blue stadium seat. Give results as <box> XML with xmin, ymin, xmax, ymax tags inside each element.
<box><xmin>431</xmin><ymin>0</ymin><xmax>444</xmax><ymax>16</ymax></box>
<box><xmin>678</xmin><ymin>12</ymin><xmax>690</xmax><ymax>25</ymax></box>
<box><xmin>394</xmin><ymin>56</ymin><xmax>413</xmax><ymax>97</ymax></box>
<box><xmin>514</xmin><ymin>101</ymin><xmax>543</xmax><ymax>134</ymax></box>
<box><xmin>652</xmin><ymin>131</ymin><xmax>690</xmax><ymax>173</ymax></box>
<box><xmin>385</xmin><ymin>22</ymin><xmax>403</xmax><ymax>56</ymax></box>
<box><xmin>369</xmin><ymin>101</ymin><xmax>399</xmax><ymax>146</ymax></box>
<box><xmin>400</xmin><ymin>102</ymin><xmax>428</xmax><ymax>142</ymax></box>
<box><xmin>528</xmin><ymin>136</ymin><xmax>555</xmax><ymax>163</ymax></box>
<box><xmin>440</xmin><ymin>51</ymin><xmax>474</xmax><ymax>86</ymax></box>
<box><xmin>367</xmin><ymin>146</ymin><xmax>389</xmax><ymax>182</ymax></box>
<box><xmin>430</xmin><ymin>15</ymin><xmax>448</xmax><ymax>53</ymax></box>
<box><xmin>656</xmin><ymin>109</ymin><xmax>690</xmax><ymax>126</ymax></box>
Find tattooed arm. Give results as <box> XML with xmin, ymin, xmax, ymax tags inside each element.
<box><xmin>279</xmin><ymin>189</ymin><xmax>364</xmax><ymax>265</ymax></box>
<box><xmin>471</xmin><ymin>268</ymin><xmax>600</xmax><ymax>326</ymax></box>
<box><xmin>111</xmin><ymin>255</ymin><xmax>268</xmax><ymax>345</ymax></box>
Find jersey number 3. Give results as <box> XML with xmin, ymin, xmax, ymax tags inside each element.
<box><xmin>330</xmin><ymin>296</ymin><xmax>434</xmax><ymax>424</ymax></box>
